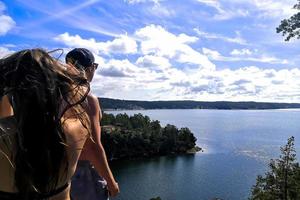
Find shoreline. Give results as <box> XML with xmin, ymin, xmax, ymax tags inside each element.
<box><xmin>109</xmin><ymin>147</ymin><xmax>202</xmax><ymax>163</ymax></box>
<box><xmin>104</xmin><ymin>108</ymin><xmax>300</xmax><ymax>111</ymax></box>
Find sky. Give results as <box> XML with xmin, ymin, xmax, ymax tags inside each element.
<box><xmin>1</xmin><ymin>0</ymin><xmax>300</xmax><ymax>102</ymax></box>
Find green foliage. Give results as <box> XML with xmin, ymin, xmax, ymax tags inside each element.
<box><xmin>150</xmin><ymin>197</ymin><xmax>161</xmax><ymax>200</ymax></box>
<box><xmin>250</xmin><ymin>136</ymin><xmax>300</xmax><ymax>200</ymax></box>
<box><xmin>101</xmin><ymin>113</ymin><xmax>198</xmax><ymax>160</ymax></box>
<box><xmin>130</xmin><ymin>113</ymin><xmax>150</xmax><ymax>129</ymax></box>
<box><xmin>277</xmin><ymin>0</ymin><xmax>300</xmax><ymax>41</ymax></box>
<box><xmin>101</xmin><ymin>113</ymin><xmax>115</xmax><ymax>125</ymax></box>
<box><xmin>115</xmin><ymin>113</ymin><xmax>132</xmax><ymax>129</ymax></box>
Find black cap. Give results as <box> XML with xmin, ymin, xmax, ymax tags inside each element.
<box><xmin>66</xmin><ymin>48</ymin><xmax>95</xmax><ymax>69</ymax></box>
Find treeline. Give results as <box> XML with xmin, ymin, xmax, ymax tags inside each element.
<box><xmin>99</xmin><ymin>98</ymin><xmax>300</xmax><ymax>110</ymax></box>
<box><xmin>100</xmin><ymin>113</ymin><xmax>198</xmax><ymax>160</ymax></box>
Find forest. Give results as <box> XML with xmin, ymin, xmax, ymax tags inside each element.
<box><xmin>100</xmin><ymin>113</ymin><xmax>200</xmax><ymax>160</ymax></box>
<box><xmin>99</xmin><ymin>98</ymin><xmax>300</xmax><ymax>110</ymax></box>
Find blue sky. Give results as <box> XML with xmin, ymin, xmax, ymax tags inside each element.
<box><xmin>1</xmin><ymin>0</ymin><xmax>300</xmax><ymax>102</ymax></box>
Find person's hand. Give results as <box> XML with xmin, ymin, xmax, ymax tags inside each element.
<box><xmin>107</xmin><ymin>181</ymin><xmax>120</xmax><ymax>197</ymax></box>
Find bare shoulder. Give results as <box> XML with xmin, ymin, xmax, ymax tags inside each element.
<box><xmin>87</xmin><ymin>94</ymin><xmax>100</xmax><ymax>110</ymax></box>
<box><xmin>86</xmin><ymin>94</ymin><xmax>102</xmax><ymax>118</ymax></box>
<box><xmin>62</xmin><ymin>118</ymin><xmax>89</xmax><ymax>141</ymax></box>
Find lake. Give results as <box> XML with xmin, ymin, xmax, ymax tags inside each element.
<box><xmin>106</xmin><ymin>109</ymin><xmax>300</xmax><ymax>200</ymax></box>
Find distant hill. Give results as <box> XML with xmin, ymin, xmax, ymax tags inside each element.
<box><xmin>98</xmin><ymin>97</ymin><xmax>300</xmax><ymax>110</ymax></box>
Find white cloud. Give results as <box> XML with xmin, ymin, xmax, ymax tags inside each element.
<box><xmin>90</xmin><ymin>57</ymin><xmax>173</xmax><ymax>99</ymax></box>
<box><xmin>178</xmin><ymin>33</ymin><xmax>199</xmax><ymax>43</ymax></box>
<box><xmin>92</xmin><ymin>57</ymin><xmax>300</xmax><ymax>102</ymax></box>
<box><xmin>226</xmin><ymin>67</ymin><xmax>300</xmax><ymax>101</ymax></box>
<box><xmin>2</xmin><ymin>44</ymin><xmax>16</xmax><ymax>48</ymax></box>
<box><xmin>202</xmin><ymin>48</ymin><xmax>225</xmax><ymax>61</ymax></box>
<box><xmin>125</xmin><ymin>0</ymin><xmax>161</xmax><ymax>4</ymax></box>
<box><xmin>135</xmin><ymin>24</ymin><xmax>216</xmax><ymax>70</ymax></box>
<box><xmin>194</xmin><ymin>28</ymin><xmax>248</xmax><ymax>45</ymax></box>
<box><xmin>0</xmin><ymin>2</ymin><xmax>16</xmax><ymax>36</ymax></box>
<box><xmin>99</xmin><ymin>59</ymin><xmax>138</xmax><ymax>77</ymax></box>
<box><xmin>231</xmin><ymin>48</ymin><xmax>253</xmax><ymax>56</ymax></box>
<box><xmin>203</xmin><ymin>47</ymin><xmax>288</xmax><ymax>64</ymax></box>
<box><xmin>195</xmin><ymin>0</ymin><xmax>296</xmax><ymax>20</ymax></box>
<box><xmin>166</xmin><ymin>66</ymin><xmax>300</xmax><ymax>102</ymax></box>
<box><xmin>54</xmin><ymin>33</ymin><xmax>99</xmax><ymax>53</ymax></box>
<box><xmin>136</xmin><ymin>55</ymin><xmax>171</xmax><ymax>71</ymax></box>
<box><xmin>249</xmin><ymin>0</ymin><xmax>297</xmax><ymax>18</ymax></box>
<box><xmin>196</xmin><ymin>0</ymin><xmax>223</xmax><ymax>14</ymax></box>
<box><xmin>125</xmin><ymin>0</ymin><xmax>172</xmax><ymax>17</ymax></box>
<box><xmin>196</xmin><ymin>0</ymin><xmax>249</xmax><ymax>20</ymax></box>
<box><xmin>0</xmin><ymin>46</ymin><xmax>14</xmax><ymax>58</ymax></box>
<box><xmin>96</xmin><ymin>58</ymin><xmax>165</xmax><ymax>86</ymax></box>
<box><xmin>102</xmin><ymin>35</ymin><xmax>138</xmax><ymax>54</ymax></box>
<box><xmin>92</xmin><ymin>53</ymin><xmax>300</xmax><ymax>102</ymax></box>
<box><xmin>54</xmin><ymin>32</ymin><xmax>137</xmax><ymax>55</ymax></box>
<box><xmin>51</xmin><ymin>25</ymin><xmax>300</xmax><ymax>102</ymax></box>
<box><xmin>150</xmin><ymin>2</ymin><xmax>173</xmax><ymax>17</ymax></box>
<box><xmin>256</xmin><ymin>56</ymin><xmax>289</xmax><ymax>65</ymax></box>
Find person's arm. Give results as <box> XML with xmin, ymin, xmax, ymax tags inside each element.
<box><xmin>80</xmin><ymin>95</ymin><xmax>119</xmax><ymax>197</ymax></box>
<box><xmin>0</xmin><ymin>95</ymin><xmax>13</xmax><ymax>118</ymax></box>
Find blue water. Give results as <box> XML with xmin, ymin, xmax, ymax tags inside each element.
<box><xmin>106</xmin><ymin>109</ymin><xmax>300</xmax><ymax>200</ymax></box>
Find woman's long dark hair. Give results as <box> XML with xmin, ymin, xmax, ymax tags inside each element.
<box><xmin>0</xmin><ymin>49</ymin><xmax>90</xmax><ymax>199</ymax></box>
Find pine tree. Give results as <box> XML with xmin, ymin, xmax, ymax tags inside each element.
<box><xmin>250</xmin><ymin>137</ymin><xmax>300</xmax><ymax>200</ymax></box>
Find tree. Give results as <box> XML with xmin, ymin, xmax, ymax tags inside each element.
<box><xmin>277</xmin><ymin>0</ymin><xmax>300</xmax><ymax>41</ymax></box>
<box><xmin>160</xmin><ymin>124</ymin><xmax>178</xmax><ymax>153</ymax></box>
<box><xmin>178</xmin><ymin>127</ymin><xmax>197</xmax><ymax>150</ymax></box>
<box><xmin>250</xmin><ymin>136</ymin><xmax>300</xmax><ymax>200</ymax></box>
<box><xmin>101</xmin><ymin>113</ymin><xmax>199</xmax><ymax>160</ymax></box>
<box><xmin>115</xmin><ymin>113</ymin><xmax>132</xmax><ymax>129</ymax></box>
<box><xmin>149</xmin><ymin>197</ymin><xmax>161</xmax><ymax>200</ymax></box>
<box><xmin>130</xmin><ymin>113</ymin><xmax>150</xmax><ymax>129</ymax></box>
<box><xmin>101</xmin><ymin>113</ymin><xmax>115</xmax><ymax>126</ymax></box>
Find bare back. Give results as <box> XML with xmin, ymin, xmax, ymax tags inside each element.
<box><xmin>0</xmin><ymin>116</ymin><xmax>89</xmax><ymax>200</ymax></box>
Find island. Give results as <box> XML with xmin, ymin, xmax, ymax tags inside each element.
<box><xmin>100</xmin><ymin>113</ymin><xmax>201</xmax><ymax>160</ymax></box>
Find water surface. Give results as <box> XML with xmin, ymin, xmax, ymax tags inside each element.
<box><xmin>107</xmin><ymin>109</ymin><xmax>300</xmax><ymax>200</ymax></box>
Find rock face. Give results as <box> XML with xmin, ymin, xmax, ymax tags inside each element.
<box><xmin>71</xmin><ymin>161</ymin><xmax>109</xmax><ymax>200</ymax></box>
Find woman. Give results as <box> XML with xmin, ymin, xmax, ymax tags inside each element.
<box><xmin>0</xmin><ymin>49</ymin><xmax>91</xmax><ymax>200</ymax></box>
